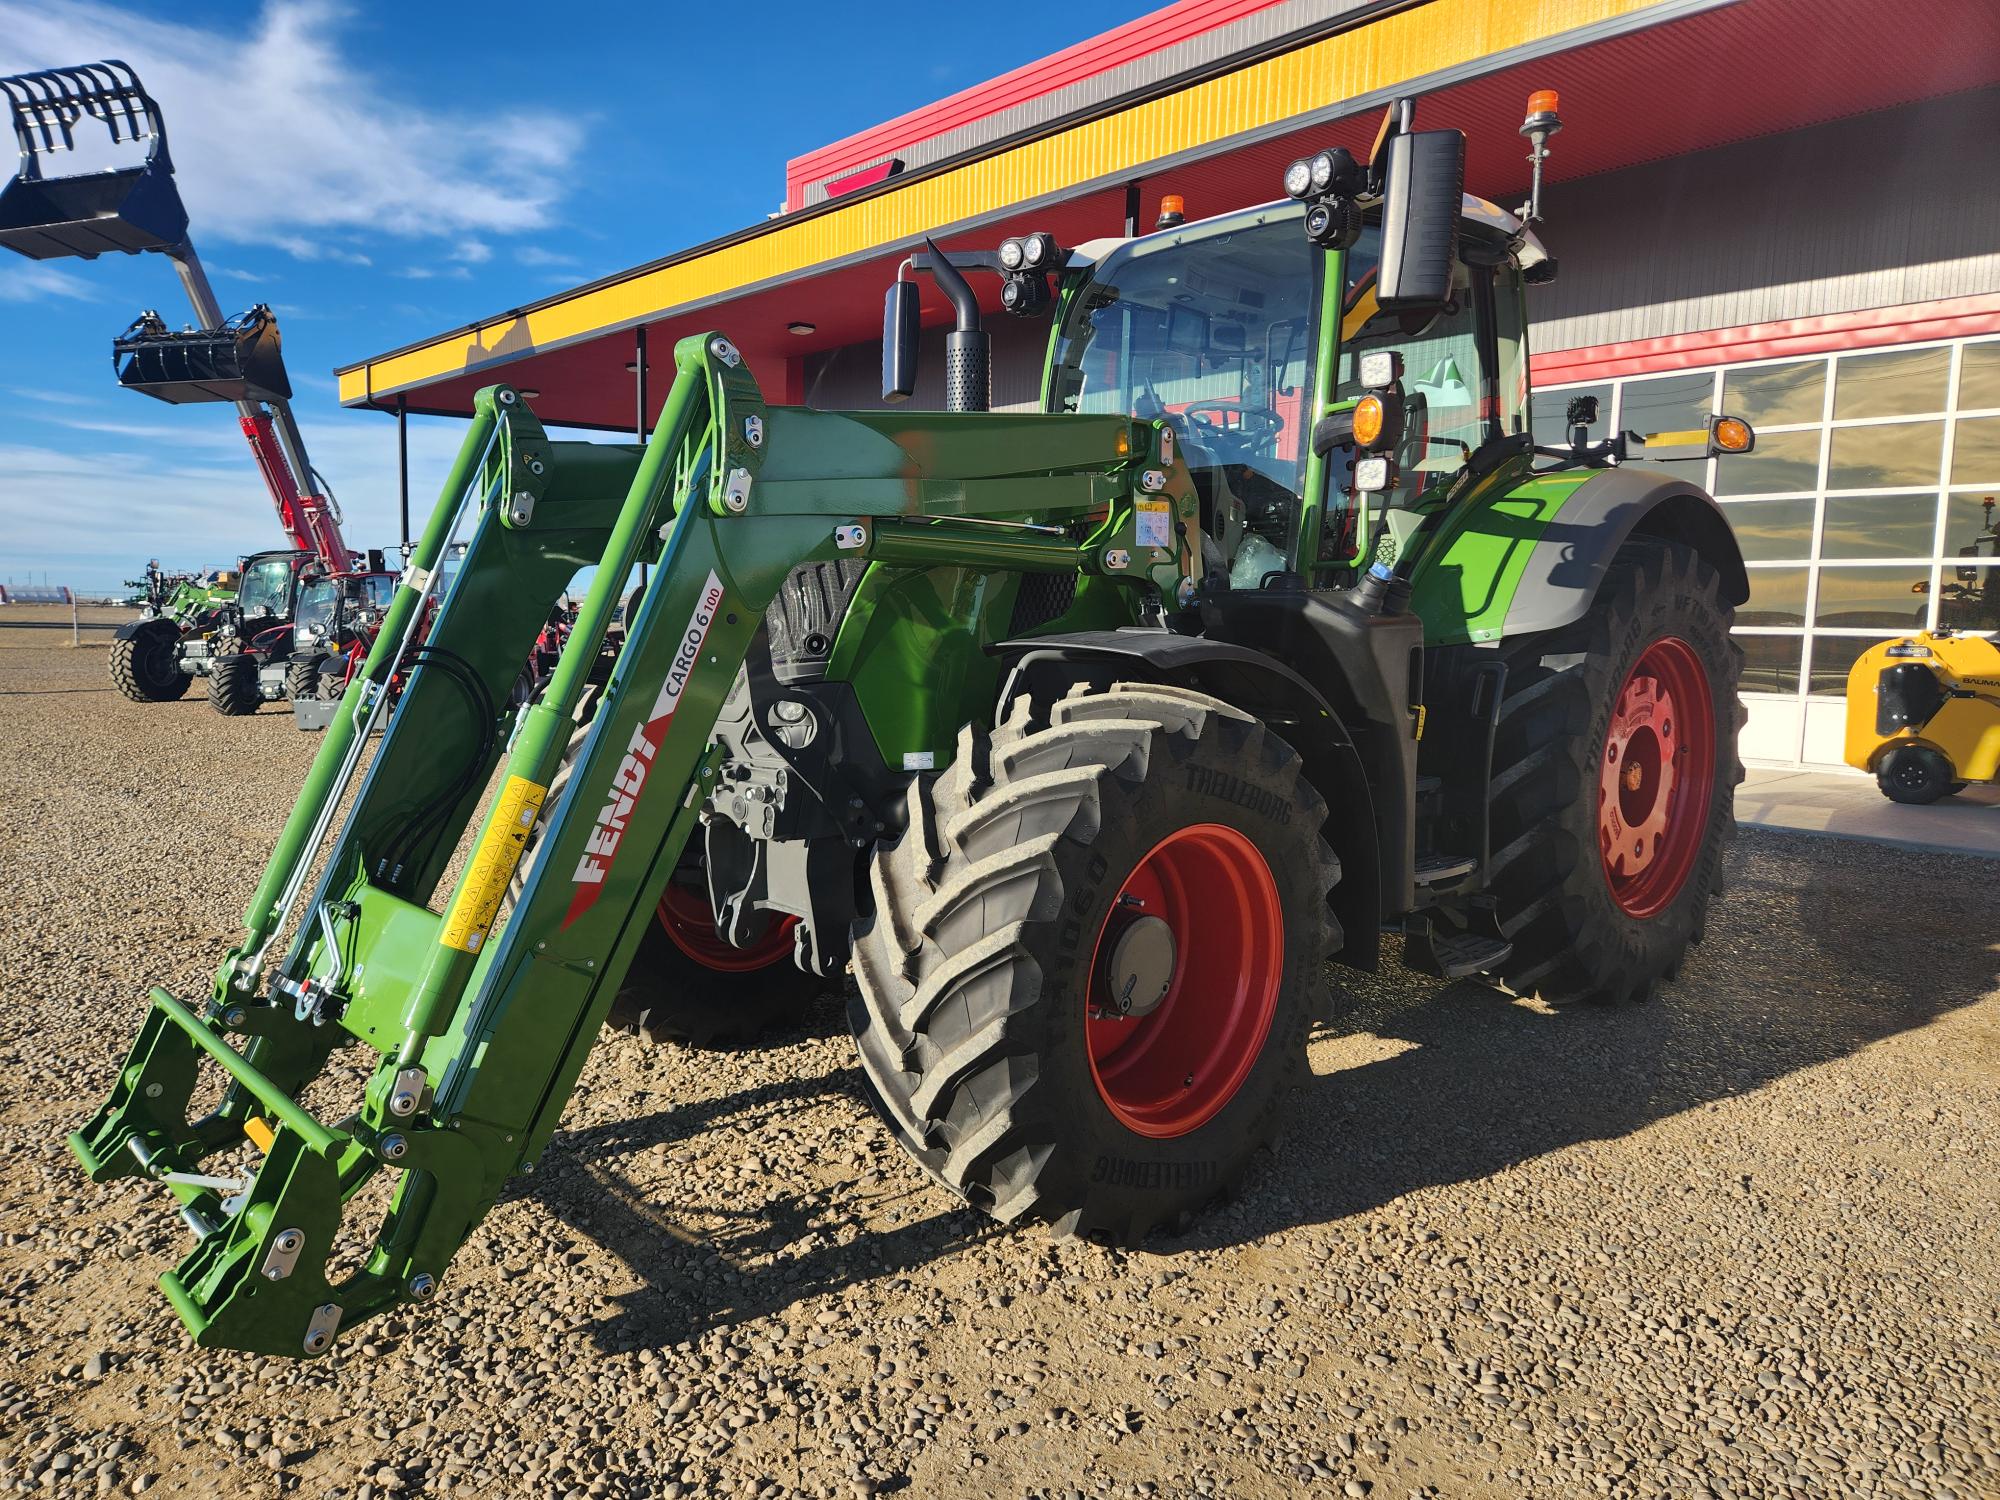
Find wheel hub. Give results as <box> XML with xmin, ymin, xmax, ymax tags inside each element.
<box><xmin>1597</xmin><ymin>636</ymin><xmax>1716</xmax><ymax>919</ymax></box>
<box><xmin>1098</xmin><ymin>912</ymin><xmax>1176</xmax><ymax>1019</ymax></box>
<box><xmin>1084</xmin><ymin>823</ymin><xmax>1283</xmax><ymax>1139</ymax></box>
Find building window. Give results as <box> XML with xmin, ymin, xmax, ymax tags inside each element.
<box><xmin>1535</xmin><ymin>333</ymin><xmax>2000</xmax><ymax>766</ymax></box>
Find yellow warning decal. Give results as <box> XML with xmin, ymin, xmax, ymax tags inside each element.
<box><xmin>440</xmin><ymin>775</ymin><xmax>548</xmax><ymax>954</ymax></box>
<box><xmin>243</xmin><ymin>1116</ymin><xmax>276</xmax><ymax>1152</ymax></box>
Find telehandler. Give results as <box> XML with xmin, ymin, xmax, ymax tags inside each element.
<box><xmin>73</xmin><ymin>91</ymin><xmax>1755</xmax><ymax>1356</ymax></box>
<box><xmin>0</xmin><ymin>61</ymin><xmax>381</xmax><ymax>705</ymax></box>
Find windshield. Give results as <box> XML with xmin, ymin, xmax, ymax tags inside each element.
<box><xmin>298</xmin><ymin>574</ymin><xmax>395</xmax><ymax>638</ymax></box>
<box><xmin>294</xmin><ymin>580</ymin><xmax>338</xmax><ymax>636</ymax></box>
<box><xmin>237</xmin><ymin>556</ymin><xmax>296</xmax><ymax>620</ymax></box>
<box><xmin>1050</xmin><ymin>203</ymin><xmax>1320</xmax><ymax>587</ymax></box>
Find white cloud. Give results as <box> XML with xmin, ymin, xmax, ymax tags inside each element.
<box><xmin>0</xmin><ymin>263</ymin><xmax>101</xmax><ymax>302</ymax></box>
<box><xmin>0</xmin><ymin>411</ymin><xmax>493</xmax><ymax>590</ymax></box>
<box><xmin>453</xmin><ymin>241</ymin><xmax>494</xmax><ymax>265</ymax></box>
<box><xmin>266</xmin><ymin>234</ymin><xmax>373</xmax><ymax>267</ymax></box>
<box><xmin>210</xmin><ymin>266</ymin><xmax>278</xmax><ymax>284</ymax></box>
<box><xmin>0</xmin><ymin>1</ymin><xmax>588</xmax><ymax>260</ymax></box>
<box><xmin>514</xmin><ymin>245</ymin><xmax>578</xmax><ymax>268</ymax></box>
<box><xmin>6</xmin><ymin>386</ymin><xmax>97</xmax><ymax>405</ymax></box>
<box><xmin>393</xmin><ymin>264</ymin><xmax>472</xmax><ymax>282</ymax></box>
<box><xmin>50</xmin><ymin>415</ymin><xmax>245</xmax><ymax>448</ymax></box>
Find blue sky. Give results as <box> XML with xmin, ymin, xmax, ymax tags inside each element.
<box><xmin>0</xmin><ymin>0</ymin><xmax>1141</xmax><ymax>595</ymax></box>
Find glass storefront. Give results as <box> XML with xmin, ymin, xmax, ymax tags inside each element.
<box><xmin>1534</xmin><ymin>335</ymin><xmax>2000</xmax><ymax>766</ymax></box>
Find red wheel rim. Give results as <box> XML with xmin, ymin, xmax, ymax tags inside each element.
<box><xmin>655</xmin><ymin>882</ymin><xmax>797</xmax><ymax>972</ymax></box>
<box><xmin>1597</xmin><ymin>636</ymin><xmax>1716</xmax><ymax>919</ymax></box>
<box><xmin>1084</xmin><ymin>824</ymin><xmax>1284</xmax><ymax>1139</ymax></box>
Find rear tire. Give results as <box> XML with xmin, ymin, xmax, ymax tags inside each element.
<box><xmin>849</xmin><ymin>683</ymin><xmax>1340</xmax><ymax>1245</ymax></box>
<box><xmin>1485</xmin><ymin>539</ymin><xmax>1743</xmax><ymax>1006</ymax></box>
<box><xmin>1876</xmin><ymin>745</ymin><xmax>1955</xmax><ymax>804</ymax></box>
<box><xmin>206</xmin><ymin>653</ymin><xmax>263</xmax><ymax>716</ymax></box>
<box><xmin>108</xmin><ymin>619</ymin><xmax>191</xmax><ymax>702</ymax></box>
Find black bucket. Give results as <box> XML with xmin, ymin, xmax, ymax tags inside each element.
<box><xmin>114</xmin><ymin>304</ymin><xmax>292</xmax><ymax>404</ymax></box>
<box><xmin>0</xmin><ymin>61</ymin><xmax>190</xmax><ymax>260</ymax></box>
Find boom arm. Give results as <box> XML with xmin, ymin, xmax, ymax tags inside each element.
<box><xmin>69</xmin><ymin>332</ymin><xmax>1197</xmax><ymax>1356</ymax></box>
<box><xmin>157</xmin><ymin>246</ymin><xmax>355</xmax><ymax>569</ymax></box>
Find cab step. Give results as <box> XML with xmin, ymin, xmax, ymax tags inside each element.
<box><xmin>1414</xmin><ymin>851</ymin><xmax>1476</xmax><ymax>885</ymax></box>
<box><xmin>1402</xmin><ymin>914</ymin><xmax>1512</xmax><ymax>980</ymax></box>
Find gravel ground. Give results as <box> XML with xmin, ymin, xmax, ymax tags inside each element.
<box><xmin>2</xmin><ymin>613</ymin><xmax>1996</xmax><ymax>1500</ymax></box>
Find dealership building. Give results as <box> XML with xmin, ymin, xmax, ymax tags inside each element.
<box><xmin>337</xmin><ymin>0</ymin><xmax>2000</xmax><ymax>768</ymax></box>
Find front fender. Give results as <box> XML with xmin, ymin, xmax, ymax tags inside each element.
<box><xmin>994</xmin><ymin>628</ymin><xmax>1383</xmax><ymax>970</ymax></box>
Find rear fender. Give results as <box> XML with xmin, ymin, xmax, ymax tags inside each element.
<box><xmin>1413</xmin><ymin>466</ymin><xmax>1749</xmax><ymax>645</ymax></box>
<box><xmin>995</xmin><ymin>629</ymin><xmax>1382</xmax><ymax>970</ymax></box>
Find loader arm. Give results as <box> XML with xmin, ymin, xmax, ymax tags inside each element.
<box><xmin>71</xmin><ymin>332</ymin><xmax>1191</xmax><ymax>1357</ymax></box>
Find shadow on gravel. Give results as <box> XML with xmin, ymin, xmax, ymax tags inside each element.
<box><xmin>530</xmin><ymin>831</ymin><xmax>1998</xmax><ymax>1343</ymax></box>
<box><xmin>1182</xmin><ymin>829</ymin><xmax>2000</xmax><ymax>1252</ymax></box>
<box><xmin>527</xmin><ymin>1002</ymin><xmax>990</xmax><ymax>1353</ymax></box>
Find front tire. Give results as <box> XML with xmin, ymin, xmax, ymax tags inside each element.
<box><xmin>206</xmin><ymin>653</ymin><xmax>263</xmax><ymax>716</ymax></box>
<box><xmin>284</xmin><ymin>657</ymin><xmax>322</xmax><ymax>704</ymax></box>
<box><xmin>1876</xmin><ymin>744</ymin><xmax>1955</xmax><ymax>804</ymax></box>
<box><xmin>1486</xmin><ymin>539</ymin><xmax>1743</xmax><ymax>1006</ymax></box>
<box><xmin>849</xmin><ymin>683</ymin><xmax>1340</xmax><ymax>1246</ymax></box>
<box><xmin>108</xmin><ymin>619</ymin><xmax>191</xmax><ymax>702</ymax></box>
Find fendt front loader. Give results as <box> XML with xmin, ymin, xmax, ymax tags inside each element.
<box><xmin>0</xmin><ymin>60</ymin><xmax>385</xmax><ymax>707</ymax></box>
<box><xmin>74</xmin><ymin>92</ymin><xmax>1757</xmax><ymax>1357</ymax></box>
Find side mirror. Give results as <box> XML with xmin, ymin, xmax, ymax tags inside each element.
<box><xmin>882</xmin><ymin>279</ymin><xmax>921</xmax><ymax>404</ymax></box>
<box><xmin>1376</xmin><ymin>128</ymin><xmax>1464</xmax><ymax>311</ymax></box>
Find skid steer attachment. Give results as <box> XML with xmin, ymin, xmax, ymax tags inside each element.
<box><xmin>0</xmin><ymin>61</ymin><xmax>188</xmax><ymax>258</ymax></box>
<box><xmin>72</xmin><ymin>332</ymin><xmax>1189</xmax><ymax>1356</ymax></box>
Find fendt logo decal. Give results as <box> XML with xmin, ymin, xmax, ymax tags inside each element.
<box><xmin>562</xmin><ymin>571</ymin><xmax>726</xmax><ymax>928</ymax></box>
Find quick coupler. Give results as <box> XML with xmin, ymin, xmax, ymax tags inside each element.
<box><xmin>68</xmin><ymin>988</ymin><xmax>474</xmax><ymax>1357</ymax></box>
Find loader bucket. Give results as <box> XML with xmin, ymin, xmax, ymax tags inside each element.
<box><xmin>114</xmin><ymin>304</ymin><xmax>292</xmax><ymax>404</ymax></box>
<box><xmin>0</xmin><ymin>61</ymin><xmax>189</xmax><ymax>260</ymax></box>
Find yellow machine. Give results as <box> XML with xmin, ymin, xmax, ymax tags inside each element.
<box><xmin>1845</xmin><ymin>631</ymin><xmax>2000</xmax><ymax>803</ymax></box>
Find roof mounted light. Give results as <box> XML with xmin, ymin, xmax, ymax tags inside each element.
<box><xmin>998</xmin><ymin>237</ymin><xmax>1026</xmax><ymax>271</ymax></box>
<box><xmin>1283</xmin><ymin>158</ymin><xmax>1314</xmax><ymax>199</ymax></box>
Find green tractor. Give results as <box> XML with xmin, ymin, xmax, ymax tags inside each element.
<box><xmin>109</xmin><ymin>560</ymin><xmax>239</xmax><ymax>701</ymax></box>
<box><xmin>74</xmin><ymin>91</ymin><xmax>1755</xmax><ymax>1357</ymax></box>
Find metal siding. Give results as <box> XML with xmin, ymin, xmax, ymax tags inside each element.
<box><xmin>1530</xmin><ymin>88</ymin><xmax>2000</xmax><ymax>355</ymax></box>
<box><xmin>791</xmin><ymin>0</ymin><xmax>1386</xmax><ymax>206</ymax></box>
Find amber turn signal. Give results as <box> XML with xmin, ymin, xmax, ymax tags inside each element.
<box><xmin>1712</xmin><ymin>416</ymin><xmax>1754</xmax><ymax>453</ymax></box>
<box><xmin>1353</xmin><ymin>394</ymin><xmax>1387</xmax><ymax>447</ymax></box>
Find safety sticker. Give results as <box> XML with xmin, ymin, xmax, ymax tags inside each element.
<box><xmin>1135</xmin><ymin>499</ymin><xmax>1173</xmax><ymax>550</ymax></box>
<box><xmin>440</xmin><ymin>775</ymin><xmax>548</xmax><ymax>953</ymax></box>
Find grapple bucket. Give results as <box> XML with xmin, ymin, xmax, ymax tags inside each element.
<box><xmin>114</xmin><ymin>304</ymin><xmax>293</xmax><ymax>404</ymax></box>
<box><xmin>0</xmin><ymin>60</ymin><xmax>189</xmax><ymax>260</ymax></box>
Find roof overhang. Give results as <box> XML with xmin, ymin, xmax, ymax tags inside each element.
<box><xmin>336</xmin><ymin>0</ymin><xmax>2000</xmax><ymax>431</ymax></box>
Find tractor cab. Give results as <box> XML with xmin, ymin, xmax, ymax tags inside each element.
<box><xmin>293</xmin><ymin>569</ymin><xmax>395</xmax><ymax>654</ymax></box>
<box><xmin>232</xmin><ymin>549</ymin><xmax>312</xmax><ymax>630</ymax></box>
<box><xmin>1044</xmin><ymin>195</ymin><xmax>1541</xmax><ymax>588</ymax></box>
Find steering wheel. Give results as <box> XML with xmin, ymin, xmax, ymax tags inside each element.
<box><xmin>1180</xmin><ymin>399</ymin><xmax>1284</xmax><ymax>445</ymax></box>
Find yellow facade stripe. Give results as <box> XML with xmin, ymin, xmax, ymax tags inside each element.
<box><xmin>339</xmin><ymin>0</ymin><xmax>1669</xmax><ymax>406</ymax></box>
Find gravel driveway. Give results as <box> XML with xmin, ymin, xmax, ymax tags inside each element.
<box><xmin>2</xmin><ymin>615</ymin><xmax>1995</xmax><ymax>1500</ymax></box>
